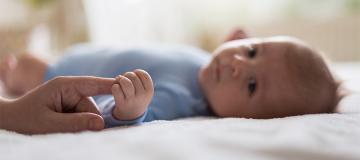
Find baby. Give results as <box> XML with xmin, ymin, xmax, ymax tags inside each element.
<box><xmin>0</xmin><ymin>29</ymin><xmax>342</xmax><ymax>127</ymax></box>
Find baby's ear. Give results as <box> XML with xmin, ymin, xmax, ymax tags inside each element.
<box><xmin>224</xmin><ymin>28</ymin><xmax>249</xmax><ymax>42</ymax></box>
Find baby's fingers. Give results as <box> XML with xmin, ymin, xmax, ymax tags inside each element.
<box><xmin>134</xmin><ymin>69</ymin><xmax>154</xmax><ymax>93</ymax></box>
<box><xmin>116</xmin><ymin>75</ymin><xmax>135</xmax><ymax>99</ymax></box>
<box><xmin>124</xmin><ymin>72</ymin><xmax>144</xmax><ymax>95</ymax></box>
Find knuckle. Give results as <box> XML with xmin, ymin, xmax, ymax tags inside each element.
<box><xmin>124</xmin><ymin>71</ymin><xmax>136</xmax><ymax>77</ymax></box>
<box><xmin>115</xmin><ymin>75</ymin><xmax>123</xmax><ymax>81</ymax></box>
<box><xmin>120</xmin><ymin>76</ymin><xmax>132</xmax><ymax>85</ymax></box>
<box><xmin>124</xmin><ymin>72</ymin><xmax>138</xmax><ymax>81</ymax></box>
<box><xmin>134</xmin><ymin>69</ymin><xmax>148</xmax><ymax>77</ymax></box>
<box><xmin>134</xmin><ymin>69</ymin><xmax>145</xmax><ymax>74</ymax></box>
<box><xmin>120</xmin><ymin>78</ymin><xmax>135</xmax><ymax>96</ymax></box>
<box><xmin>135</xmin><ymin>70</ymin><xmax>153</xmax><ymax>84</ymax></box>
<box><xmin>117</xmin><ymin>76</ymin><xmax>129</xmax><ymax>86</ymax></box>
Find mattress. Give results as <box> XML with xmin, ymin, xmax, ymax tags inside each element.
<box><xmin>0</xmin><ymin>62</ymin><xmax>359</xmax><ymax>160</ymax></box>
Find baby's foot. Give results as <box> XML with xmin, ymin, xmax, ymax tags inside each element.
<box><xmin>224</xmin><ymin>28</ymin><xmax>249</xmax><ymax>42</ymax></box>
<box><xmin>0</xmin><ymin>54</ymin><xmax>48</xmax><ymax>95</ymax></box>
<box><xmin>112</xmin><ymin>69</ymin><xmax>154</xmax><ymax>121</ymax></box>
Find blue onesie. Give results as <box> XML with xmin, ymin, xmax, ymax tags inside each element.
<box><xmin>45</xmin><ymin>45</ymin><xmax>214</xmax><ymax>127</ymax></box>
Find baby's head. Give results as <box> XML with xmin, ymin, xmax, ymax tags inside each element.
<box><xmin>199</xmin><ymin>36</ymin><xmax>341</xmax><ymax>118</ymax></box>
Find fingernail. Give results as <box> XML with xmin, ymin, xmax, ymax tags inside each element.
<box><xmin>88</xmin><ymin>118</ymin><xmax>103</xmax><ymax>131</ymax></box>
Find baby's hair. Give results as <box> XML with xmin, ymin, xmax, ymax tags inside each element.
<box><xmin>282</xmin><ymin>37</ymin><xmax>343</xmax><ymax>114</ymax></box>
<box><xmin>318</xmin><ymin>51</ymin><xmax>348</xmax><ymax>113</ymax></box>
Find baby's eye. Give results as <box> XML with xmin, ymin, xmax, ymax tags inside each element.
<box><xmin>248</xmin><ymin>78</ymin><xmax>257</xmax><ymax>97</ymax></box>
<box><xmin>248</xmin><ymin>47</ymin><xmax>257</xmax><ymax>59</ymax></box>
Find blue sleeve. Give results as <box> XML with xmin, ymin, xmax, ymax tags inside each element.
<box><xmin>96</xmin><ymin>95</ymin><xmax>147</xmax><ymax>128</ymax></box>
<box><xmin>96</xmin><ymin>82</ymin><xmax>208</xmax><ymax>126</ymax></box>
<box><xmin>142</xmin><ymin>82</ymin><xmax>201</xmax><ymax>122</ymax></box>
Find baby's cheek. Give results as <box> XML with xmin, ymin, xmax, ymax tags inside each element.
<box><xmin>210</xmin><ymin>94</ymin><xmax>242</xmax><ymax>117</ymax></box>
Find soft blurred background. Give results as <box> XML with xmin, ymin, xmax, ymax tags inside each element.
<box><xmin>0</xmin><ymin>0</ymin><xmax>359</xmax><ymax>61</ymax></box>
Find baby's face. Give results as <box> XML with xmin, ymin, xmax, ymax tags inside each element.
<box><xmin>199</xmin><ymin>37</ymin><xmax>307</xmax><ymax>118</ymax></box>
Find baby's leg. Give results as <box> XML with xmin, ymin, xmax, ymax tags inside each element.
<box><xmin>0</xmin><ymin>54</ymin><xmax>48</xmax><ymax>95</ymax></box>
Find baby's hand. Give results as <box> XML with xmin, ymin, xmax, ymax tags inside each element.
<box><xmin>111</xmin><ymin>69</ymin><xmax>154</xmax><ymax>121</ymax></box>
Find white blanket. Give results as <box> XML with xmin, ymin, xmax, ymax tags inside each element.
<box><xmin>0</xmin><ymin>63</ymin><xmax>359</xmax><ymax>160</ymax></box>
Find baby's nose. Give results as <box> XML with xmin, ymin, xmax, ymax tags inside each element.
<box><xmin>231</xmin><ymin>55</ymin><xmax>248</xmax><ymax>77</ymax></box>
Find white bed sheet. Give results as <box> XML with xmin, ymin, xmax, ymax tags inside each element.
<box><xmin>0</xmin><ymin>62</ymin><xmax>359</xmax><ymax>160</ymax></box>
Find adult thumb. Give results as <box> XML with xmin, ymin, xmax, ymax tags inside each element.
<box><xmin>51</xmin><ymin>112</ymin><xmax>105</xmax><ymax>133</ymax></box>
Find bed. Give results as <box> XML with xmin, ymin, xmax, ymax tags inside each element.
<box><xmin>1</xmin><ymin>62</ymin><xmax>359</xmax><ymax>160</ymax></box>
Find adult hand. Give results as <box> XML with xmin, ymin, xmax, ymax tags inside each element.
<box><xmin>0</xmin><ymin>76</ymin><xmax>114</xmax><ymax>134</ymax></box>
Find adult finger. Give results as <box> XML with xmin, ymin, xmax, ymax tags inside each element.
<box><xmin>75</xmin><ymin>97</ymin><xmax>101</xmax><ymax>115</ymax></box>
<box><xmin>53</xmin><ymin>76</ymin><xmax>115</xmax><ymax>97</ymax></box>
<box><xmin>48</xmin><ymin>112</ymin><xmax>105</xmax><ymax>133</ymax></box>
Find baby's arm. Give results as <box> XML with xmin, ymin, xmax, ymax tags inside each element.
<box><xmin>111</xmin><ymin>69</ymin><xmax>154</xmax><ymax>121</ymax></box>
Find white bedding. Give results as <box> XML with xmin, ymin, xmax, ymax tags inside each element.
<box><xmin>0</xmin><ymin>62</ymin><xmax>360</xmax><ymax>160</ymax></box>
